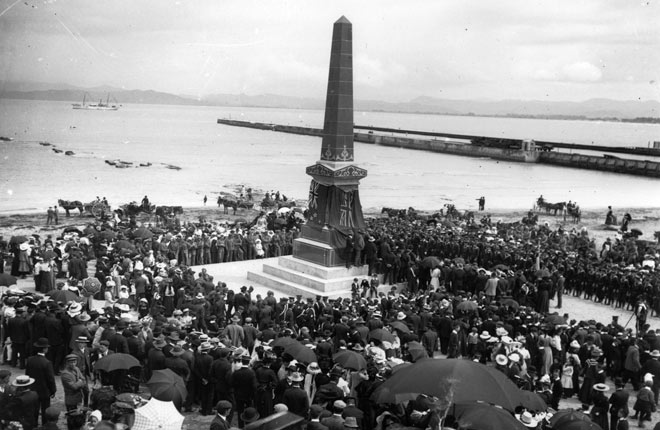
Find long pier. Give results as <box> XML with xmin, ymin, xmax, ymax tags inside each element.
<box><xmin>353</xmin><ymin>125</ymin><xmax>660</xmax><ymax>157</ymax></box>
<box><xmin>216</xmin><ymin>119</ymin><xmax>660</xmax><ymax>178</ymax></box>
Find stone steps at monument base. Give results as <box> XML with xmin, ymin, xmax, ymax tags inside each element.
<box><xmin>277</xmin><ymin>255</ymin><xmax>368</xmax><ymax>280</ymax></box>
<box><xmin>246</xmin><ymin>270</ymin><xmax>352</xmax><ymax>300</ymax></box>
<box><xmin>260</xmin><ymin>261</ymin><xmax>357</xmax><ymax>292</ymax></box>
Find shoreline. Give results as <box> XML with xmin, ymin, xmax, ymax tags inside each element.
<box><xmin>1</xmin><ymin>203</ymin><xmax>659</xmax><ymax>250</ymax></box>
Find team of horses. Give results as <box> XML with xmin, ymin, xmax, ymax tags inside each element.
<box><xmin>535</xmin><ymin>196</ymin><xmax>581</xmax><ymax>223</ymax></box>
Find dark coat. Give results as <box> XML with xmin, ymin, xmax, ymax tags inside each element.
<box><xmin>231</xmin><ymin>366</ymin><xmax>257</xmax><ymax>401</ymax></box>
<box><xmin>25</xmin><ymin>354</ymin><xmax>57</xmax><ymax>399</ymax></box>
<box><xmin>282</xmin><ymin>385</ymin><xmax>309</xmax><ymax>417</ymax></box>
<box><xmin>7</xmin><ymin>315</ymin><xmax>30</xmax><ymax>344</ymax></box>
<box><xmin>210</xmin><ymin>415</ymin><xmax>230</xmax><ymax>430</ymax></box>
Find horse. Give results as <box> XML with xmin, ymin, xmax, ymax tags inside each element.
<box><xmin>58</xmin><ymin>199</ymin><xmax>84</xmax><ymax>217</ymax></box>
<box><xmin>567</xmin><ymin>206</ymin><xmax>581</xmax><ymax>224</ymax></box>
<box><xmin>535</xmin><ymin>197</ymin><xmax>564</xmax><ymax>216</ymax></box>
<box><xmin>116</xmin><ymin>202</ymin><xmax>155</xmax><ymax>219</ymax></box>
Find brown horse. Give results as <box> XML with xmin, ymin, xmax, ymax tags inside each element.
<box><xmin>58</xmin><ymin>199</ymin><xmax>84</xmax><ymax>217</ymax></box>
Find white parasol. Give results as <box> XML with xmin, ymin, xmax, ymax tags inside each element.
<box><xmin>132</xmin><ymin>397</ymin><xmax>184</xmax><ymax>430</ymax></box>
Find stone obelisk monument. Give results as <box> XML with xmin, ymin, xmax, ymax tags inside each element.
<box><xmin>247</xmin><ymin>16</ymin><xmax>368</xmax><ymax>297</ymax></box>
<box><xmin>293</xmin><ymin>16</ymin><xmax>368</xmax><ymax>267</ymax></box>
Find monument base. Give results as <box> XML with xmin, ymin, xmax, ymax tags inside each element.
<box><xmin>247</xmin><ymin>255</ymin><xmax>368</xmax><ymax>299</ymax></box>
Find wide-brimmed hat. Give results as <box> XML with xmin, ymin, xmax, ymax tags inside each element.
<box><xmin>33</xmin><ymin>337</ymin><xmax>49</xmax><ymax>349</ymax></box>
<box><xmin>479</xmin><ymin>331</ymin><xmax>491</xmax><ymax>340</ymax></box>
<box><xmin>240</xmin><ymin>407</ymin><xmax>260</xmax><ymax>423</ymax></box>
<box><xmin>306</xmin><ymin>362</ymin><xmax>321</xmax><ymax>375</ymax></box>
<box><xmin>171</xmin><ymin>345</ymin><xmax>185</xmax><ymax>356</ymax></box>
<box><xmin>396</xmin><ymin>312</ymin><xmax>406</xmax><ymax>321</ymax></box>
<box><xmin>516</xmin><ymin>411</ymin><xmax>539</xmax><ymax>428</ymax></box>
<box><xmin>593</xmin><ymin>383</ymin><xmax>609</xmax><ymax>392</ymax></box>
<box><xmin>495</xmin><ymin>354</ymin><xmax>508</xmax><ymax>366</ymax></box>
<box><xmin>77</xmin><ymin>312</ymin><xmax>91</xmax><ymax>322</ymax></box>
<box><xmin>12</xmin><ymin>375</ymin><xmax>35</xmax><ymax>387</ymax></box>
<box><xmin>153</xmin><ymin>338</ymin><xmax>167</xmax><ymax>348</ymax></box>
<box><xmin>650</xmin><ymin>349</ymin><xmax>660</xmax><ymax>358</ymax></box>
<box><xmin>67</xmin><ymin>302</ymin><xmax>82</xmax><ymax>317</ymax></box>
<box><xmin>200</xmin><ymin>342</ymin><xmax>212</xmax><ymax>351</ymax></box>
<box><xmin>290</xmin><ymin>372</ymin><xmax>304</xmax><ymax>382</ymax></box>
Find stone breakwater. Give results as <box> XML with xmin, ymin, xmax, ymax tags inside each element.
<box><xmin>216</xmin><ymin>118</ymin><xmax>660</xmax><ymax>178</ymax></box>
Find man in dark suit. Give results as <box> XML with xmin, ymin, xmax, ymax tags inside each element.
<box><xmin>282</xmin><ymin>372</ymin><xmax>309</xmax><ymax>418</ymax></box>
<box><xmin>321</xmin><ymin>400</ymin><xmax>346</xmax><ymax>430</ymax></box>
<box><xmin>342</xmin><ymin>397</ymin><xmax>364</xmax><ymax>430</ymax></box>
<box><xmin>25</xmin><ymin>337</ymin><xmax>56</xmax><ymax>425</ymax></box>
<box><xmin>44</xmin><ymin>306</ymin><xmax>65</xmax><ymax>375</ymax></box>
<box><xmin>230</xmin><ymin>355</ymin><xmax>257</xmax><ymax>427</ymax></box>
<box><xmin>7</xmin><ymin>307</ymin><xmax>30</xmax><ymax>368</ymax></box>
<box><xmin>210</xmin><ymin>400</ymin><xmax>232</xmax><ymax>430</ymax></box>
<box><xmin>608</xmin><ymin>377</ymin><xmax>629</xmax><ymax>430</ymax></box>
<box><xmin>193</xmin><ymin>342</ymin><xmax>214</xmax><ymax>415</ymax></box>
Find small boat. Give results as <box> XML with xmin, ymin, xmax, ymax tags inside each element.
<box><xmin>72</xmin><ymin>93</ymin><xmax>120</xmax><ymax>110</ymax></box>
<box><xmin>165</xmin><ymin>164</ymin><xmax>182</xmax><ymax>170</ymax></box>
<box><xmin>52</xmin><ymin>148</ymin><xmax>63</xmax><ymax>153</ymax></box>
<box><xmin>0</xmin><ymin>136</ymin><xmax>13</xmax><ymax>141</ymax></box>
<box><xmin>64</xmin><ymin>151</ymin><xmax>75</xmax><ymax>156</ymax></box>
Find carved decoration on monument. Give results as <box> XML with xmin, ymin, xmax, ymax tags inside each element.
<box><xmin>306</xmin><ymin>164</ymin><xmax>367</xmax><ymax>178</ymax></box>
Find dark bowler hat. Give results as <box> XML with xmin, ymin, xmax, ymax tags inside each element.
<box><xmin>33</xmin><ymin>338</ymin><xmax>49</xmax><ymax>349</ymax></box>
<box><xmin>240</xmin><ymin>407</ymin><xmax>260</xmax><ymax>423</ymax></box>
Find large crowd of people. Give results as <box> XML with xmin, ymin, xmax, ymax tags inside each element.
<box><xmin>0</xmin><ymin>202</ymin><xmax>659</xmax><ymax>430</ymax></box>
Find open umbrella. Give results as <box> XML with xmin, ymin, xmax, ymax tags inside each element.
<box><xmin>283</xmin><ymin>342</ymin><xmax>317</xmax><ymax>365</ymax></box>
<box><xmin>420</xmin><ymin>256</ymin><xmax>441</xmax><ymax>268</ymax></box>
<box><xmin>147</xmin><ymin>369</ymin><xmax>188</xmax><ymax>406</ymax></box>
<box><xmin>132</xmin><ymin>397</ymin><xmax>184</xmax><ymax>430</ymax></box>
<box><xmin>0</xmin><ymin>273</ymin><xmax>18</xmax><ymax>287</ymax></box>
<box><xmin>63</xmin><ymin>227</ymin><xmax>84</xmax><ymax>236</ymax></box>
<box><xmin>9</xmin><ymin>235</ymin><xmax>27</xmax><ymax>245</ymax></box>
<box><xmin>456</xmin><ymin>301</ymin><xmax>479</xmax><ymax>312</ymax></box>
<box><xmin>500</xmin><ymin>298</ymin><xmax>519</xmax><ymax>310</ymax></box>
<box><xmin>518</xmin><ymin>390</ymin><xmax>547</xmax><ymax>412</ymax></box>
<box><xmin>451</xmin><ymin>402</ymin><xmax>526</xmax><ymax>430</ymax></box>
<box><xmin>371</xmin><ymin>358</ymin><xmax>526</xmax><ymax>411</ymax></box>
<box><xmin>132</xmin><ymin>227</ymin><xmax>153</xmax><ymax>240</ymax></box>
<box><xmin>406</xmin><ymin>341</ymin><xmax>428</xmax><ymax>362</ymax></box>
<box><xmin>388</xmin><ymin>321</ymin><xmax>411</xmax><ymax>334</ymax></box>
<box><xmin>271</xmin><ymin>336</ymin><xmax>299</xmax><ymax>349</ymax></box>
<box><xmin>95</xmin><ymin>230</ymin><xmax>117</xmax><ymax>241</ymax></box>
<box><xmin>47</xmin><ymin>289</ymin><xmax>83</xmax><ymax>303</ymax></box>
<box><xmin>94</xmin><ymin>353</ymin><xmax>141</xmax><ymax>372</ymax></box>
<box><xmin>333</xmin><ymin>350</ymin><xmax>367</xmax><ymax>371</ymax></box>
<box><xmin>549</xmin><ymin>410</ymin><xmax>594</xmax><ymax>427</ymax></box>
<box><xmin>369</xmin><ymin>328</ymin><xmax>395</xmax><ymax>343</ymax></box>
<box><xmin>544</xmin><ymin>313</ymin><xmax>566</xmax><ymax>326</ymax></box>
<box><xmin>81</xmin><ymin>277</ymin><xmax>102</xmax><ymax>296</ymax></box>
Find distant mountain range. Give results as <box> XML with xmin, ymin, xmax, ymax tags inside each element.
<box><xmin>1</xmin><ymin>81</ymin><xmax>659</xmax><ymax>121</ymax></box>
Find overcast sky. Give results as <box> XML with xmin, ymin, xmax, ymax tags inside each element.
<box><xmin>1</xmin><ymin>0</ymin><xmax>658</xmax><ymax>102</ymax></box>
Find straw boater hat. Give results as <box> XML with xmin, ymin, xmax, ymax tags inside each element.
<box><xmin>290</xmin><ymin>372</ymin><xmax>304</xmax><ymax>382</ymax></box>
<box><xmin>593</xmin><ymin>383</ymin><xmax>609</xmax><ymax>392</ymax></box>
<box><xmin>495</xmin><ymin>354</ymin><xmax>508</xmax><ymax>366</ymax></box>
<box><xmin>479</xmin><ymin>331</ymin><xmax>491</xmax><ymax>340</ymax></box>
<box><xmin>306</xmin><ymin>362</ymin><xmax>322</xmax><ymax>375</ymax></box>
<box><xmin>650</xmin><ymin>350</ymin><xmax>660</xmax><ymax>358</ymax></box>
<box><xmin>67</xmin><ymin>302</ymin><xmax>82</xmax><ymax>317</ymax></box>
<box><xmin>12</xmin><ymin>375</ymin><xmax>35</xmax><ymax>387</ymax></box>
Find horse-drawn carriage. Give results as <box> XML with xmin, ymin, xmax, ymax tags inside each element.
<box><xmin>58</xmin><ymin>199</ymin><xmax>112</xmax><ymax>218</ymax></box>
<box><xmin>535</xmin><ymin>196</ymin><xmax>581</xmax><ymax>223</ymax></box>
<box><xmin>217</xmin><ymin>193</ymin><xmax>255</xmax><ymax>214</ymax></box>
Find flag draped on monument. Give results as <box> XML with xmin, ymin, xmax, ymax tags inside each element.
<box><xmin>307</xmin><ymin>180</ymin><xmax>366</xmax><ymax>233</ymax></box>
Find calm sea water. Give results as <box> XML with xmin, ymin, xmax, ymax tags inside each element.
<box><xmin>0</xmin><ymin>99</ymin><xmax>659</xmax><ymax>213</ymax></box>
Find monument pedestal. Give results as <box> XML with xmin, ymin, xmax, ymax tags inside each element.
<box><xmin>247</xmin><ymin>255</ymin><xmax>368</xmax><ymax>299</ymax></box>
